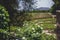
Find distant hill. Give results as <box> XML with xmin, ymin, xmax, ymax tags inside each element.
<box><xmin>35</xmin><ymin>7</ymin><xmax>50</xmax><ymax>10</ymax></box>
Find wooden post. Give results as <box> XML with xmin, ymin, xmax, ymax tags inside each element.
<box><xmin>56</xmin><ymin>10</ymin><xmax>60</xmax><ymax>40</ymax></box>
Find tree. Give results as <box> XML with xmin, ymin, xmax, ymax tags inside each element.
<box><xmin>0</xmin><ymin>0</ymin><xmax>36</xmax><ymax>26</ymax></box>
<box><xmin>53</xmin><ymin>0</ymin><xmax>60</xmax><ymax>40</ymax></box>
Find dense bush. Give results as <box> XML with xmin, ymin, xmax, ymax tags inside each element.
<box><xmin>0</xmin><ymin>5</ymin><xmax>9</xmax><ymax>29</ymax></box>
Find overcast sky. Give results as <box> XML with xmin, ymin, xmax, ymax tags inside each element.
<box><xmin>17</xmin><ymin>0</ymin><xmax>55</xmax><ymax>10</ymax></box>
<box><xmin>34</xmin><ymin>0</ymin><xmax>55</xmax><ymax>8</ymax></box>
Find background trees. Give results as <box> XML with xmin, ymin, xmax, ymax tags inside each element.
<box><xmin>0</xmin><ymin>0</ymin><xmax>36</xmax><ymax>26</ymax></box>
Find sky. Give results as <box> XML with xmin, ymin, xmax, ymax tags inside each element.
<box><xmin>17</xmin><ymin>0</ymin><xmax>55</xmax><ymax>10</ymax></box>
<box><xmin>34</xmin><ymin>0</ymin><xmax>55</xmax><ymax>8</ymax></box>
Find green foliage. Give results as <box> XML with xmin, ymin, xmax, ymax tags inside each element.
<box><xmin>0</xmin><ymin>20</ymin><xmax>43</xmax><ymax>40</ymax></box>
<box><xmin>0</xmin><ymin>20</ymin><xmax>56</xmax><ymax>40</ymax></box>
<box><xmin>53</xmin><ymin>0</ymin><xmax>60</xmax><ymax>5</ymax></box>
<box><xmin>41</xmin><ymin>33</ymin><xmax>56</xmax><ymax>40</ymax></box>
<box><xmin>8</xmin><ymin>20</ymin><xmax>56</xmax><ymax>40</ymax></box>
<box><xmin>8</xmin><ymin>21</ymin><xmax>43</xmax><ymax>40</ymax></box>
<box><xmin>0</xmin><ymin>5</ymin><xmax>9</xmax><ymax>29</ymax></box>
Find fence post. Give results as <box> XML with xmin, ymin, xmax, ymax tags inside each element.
<box><xmin>56</xmin><ymin>10</ymin><xmax>60</xmax><ymax>40</ymax></box>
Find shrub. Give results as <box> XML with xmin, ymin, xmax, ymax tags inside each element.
<box><xmin>0</xmin><ymin>5</ymin><xmax>9</xmax><ymax>29</ymax></box>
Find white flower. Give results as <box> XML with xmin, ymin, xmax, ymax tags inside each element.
<box><xmin>38</xmin><ymin>25</ymin><xmax>40</xmax><ymax>27</ymax></box>
<box><xmin>2</xmin><ymin>14</ymin><xmax>5</xmax><ymax>16</ymax></box>
<box><xmin>23</xmin><ymin>24</ymin><xmax>25</xmax><ymax>26</ymax></box>
<box><xmin>2</xmin><ymin>9</ymin><xmax>5</xmax><ymax>11</ymax></box>
<box><xmin>35</xmin><ymin>23</ymin><xmax>38</xmax><ymax>25</ymax></box>
<box><xmin>33</xmin><ymin>30</ymin><xmax>35</xmax><ymax>32</ymax></box>
<box><xmin>3</xmin><ymin>17</ymin><xmax>6</xmax><ymax>19</ymax></box>
<box><xmin>36</xmin><ymin>32</ymin><xmax>39</xmax><ymax>34</ymax></box>
<box><xmin>4</xmin><ymin>25</ymin><xmax>5</xmax><ymax>27</ymax></box>
<box><xmin>4</xmin><ymin>31</ymin><xmax>7</xmax><ymax>33</ymax></box>
<box><xmin>41</xmin><ymin>24</ymin><xmax>44</xmax><ymax>26</ymax></box>
<box><xmin>22</xmin><ymin>37</ymin><xmax>25</xmax><ymax>39</ymax></box>
<box><xmin>53</xmin><ymin>34</ymin><xmax>56</xmax><ymax>38</ymax></box>
<box><xmin>4</xmin><ymin>22</ymin><xmax>7</xmax><ymax>24</ymax></box>
<box><xmin>46</xmin><ymin>33</ymin><xmax>52</xmax><ymax>35</ymax></box>
<box><xmin>26</xmin><ymin>23</ymin><xmax>28</xmax><ymax>26</ymax></box>
<box><xmin>16</xmin><ymin>39</ymin><xmax>19</xmax><ymax>40</ymax></box>
<box><xmin>54</xmin><ymin>24</ymin><xmax>57</xmax><ymax>26</ymax></box>
<box><xmin>14</xmin><ymin>33</ymin><xmax>17</xmax><ymax>36</ymax></box>
<box><xmin>17</xmin><ymin>29</ymin><xmax>20</xmax><ymax>31</ymax></box>
<box><xmin>0</xmin><ymin>14</ymin><xmax>2</xmax><ymax>15</ymax></box>
<box><xmin>32</xmin><ymin>28</ymin><xmax>35</xmax><ymax>30</ymax></box>
<box><xmin>40</xmin><ymin>27</ymin><xmax>43</xmax><ymax>29</ymax></box>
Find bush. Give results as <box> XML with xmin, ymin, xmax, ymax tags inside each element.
<box><xmin>6</xmin><ymin>21</ymin><xmax>43</xmax><ymax>40</ymax></box>
<box><xmin>0</xmin><ymin>5</ymin><xmax>9</xmax><ymax>29</ymax></box>
<box><xmin>0</xmin><ymin>20</ymin><xmax>56</xmax><ymax>40</ymax></box>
